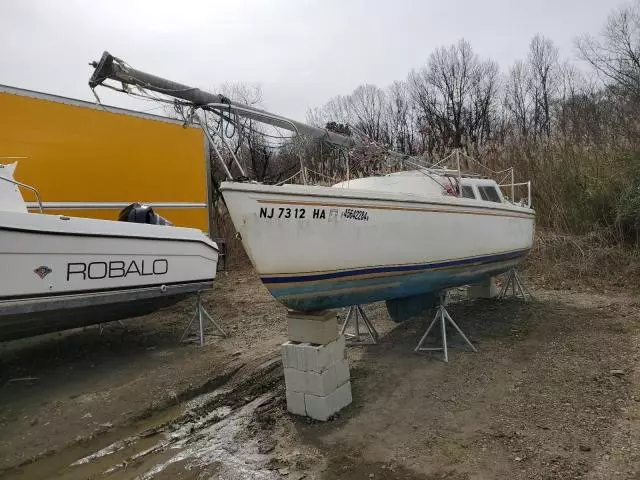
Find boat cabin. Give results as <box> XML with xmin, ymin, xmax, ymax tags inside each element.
<box><xmin>332</xmin><ymin>169</ymin><xmax>530</xmax><ymax>207</ymax></box>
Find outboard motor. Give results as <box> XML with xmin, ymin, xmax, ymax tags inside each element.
<box><xmin>118</xmin><ymin>203</ymin><xmax>172</xmax><ymax>226</ymax></box>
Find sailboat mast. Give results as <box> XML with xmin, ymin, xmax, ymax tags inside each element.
<box><xmin>88</xmin><ymin>51</ymin><xmax>355</xmax><ymax>149</ymax></box>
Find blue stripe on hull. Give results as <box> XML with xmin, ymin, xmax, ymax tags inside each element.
<box><xmin>264</xmin><ymin>253</ymin><xmax>527</xmax><ymax>311</ymax></box>
<box><xmin>262</xmin><ymin>249</ymin><xmax>527</xmax><ymax>285</ymax></box>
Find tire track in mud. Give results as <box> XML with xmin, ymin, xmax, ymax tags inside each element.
<box><xmin>4</xmin><ymin>351</ymin><xmax>286</xmax><ymax>479</ymax></box>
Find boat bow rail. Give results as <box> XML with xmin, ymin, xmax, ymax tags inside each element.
<box><xmin>0</xmin><ymin>161</ymin><xmax>43</xmax><ymax>213</ymax></box>
<box><xmin>0</xmin><ymin>175</ymin><xmax>43</xmax><ymax>213</ymax></box>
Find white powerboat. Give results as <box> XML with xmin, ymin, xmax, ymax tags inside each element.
<box><xmin>0</xmin><ymin>162</ymin><xmax>219</xmax><ymax>340</ymax></box>
<box><xmin>87</xmin><ymin>51</ymin><xmax>534</xmax><ymax>320</ymax></box>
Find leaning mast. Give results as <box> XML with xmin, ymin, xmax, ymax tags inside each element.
<box><xmin>88</xmin><ymin>51</ymin><xmax>355</xmax><ymax>150</ymax></box>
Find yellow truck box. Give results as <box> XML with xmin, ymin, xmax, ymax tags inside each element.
<box><xmin>0</xmin><ymin>84</ymin><xmax>211</xmax><ymax>233</ymax></box>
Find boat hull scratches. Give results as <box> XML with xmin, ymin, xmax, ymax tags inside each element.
<box><xmin>263</xmin><ymin>254</ymin><xmax>525</xmax><ymax>311</ymax></box>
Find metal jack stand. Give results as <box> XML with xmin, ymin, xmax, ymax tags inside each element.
<box><xmin>180</xmin><ymin>292</ymin><xmax>227</xmax><ymax>346</ymax></box>
<box><xmin>414</xmin><ymin>291</ymin><xmax>477</xmax><ymax>362</ymax></box>
<box><xmin>340</xmin><ymin>305</ymin><xmax>378</xmax><ymax>344</ymax></box>
<box><xmin>99</xmin><ymin>320</ymin><xmax>126</xmax><ymax>335</ymax></box>
<box><xmin>498</xmin><ymin>268</ymin><xmax>534</xmax><ymax>301</ymax></box>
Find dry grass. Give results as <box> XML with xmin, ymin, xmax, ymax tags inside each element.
<box><xmin>479</xmin><ymin>140</ymin><xmax>631</xmax><ymax>235</ymax></box>
<box><xmin>525</xmin><ymin>229</ymin><xmax>640</xmax><ymax>290</ymax></box>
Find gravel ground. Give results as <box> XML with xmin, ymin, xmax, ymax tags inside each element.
<box><xmin>1</xmin><ymin>270</ymin><xmax>639</xmax><ymax>479</ymax></box>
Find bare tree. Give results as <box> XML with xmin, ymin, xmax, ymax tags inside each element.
<box><xmin>407</xmin><ymin>67</ymin><xmax>442</xmax><ymax>153</ymax></box>
<box><xmin>528</xmin><ymin>35</ymin><xmax>559</xmax><ymax>137</ymax></box>
<box><xmin>218</xmin><ymin>82</ymin><xmax>263</xmax><ymax>107</ymax></box>
<box><xmin>504</xmin><ymin>60</ymin><xmax>534</xmax><ymax>137</ymax></box>
<box><xmin>347</xmin><ymin>84</ymin><xmax>389</xmax><ymax>143</ymax></box>
<box><xmin>386</xmin><ymin>80</ymin><xmax>416</xmax><ymax>153</ymax></box>
<box><xmin>553</xmin><ymin>61</ymin><xmax>600</xmax><ymax>141</ymax></box>
<box><xmin>467</xmin><ymin>59</ymin><xmax>500</xmax><ymax>146</ymax></box>
<box><xmin>577</xmin><ymin>0</ymin><xmax>640</xmax><ymax>99</ymax></box>
<box><xmin>428</xmin><ymin>39</ymin><xmax>474</xmax><ymax>147</ymax></box>
<box><xmin>408</xmin><ymin>39</ymin><xmax>499</xmax><ymax>153</ymax></box>
<box><xmin>306</xmin><ymin>95</ymin><xmax>351</xmax><ymax>127</ymax></box>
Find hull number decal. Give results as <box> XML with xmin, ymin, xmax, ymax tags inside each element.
<box><xmin>259</xmin><ymin>207</ymin><xmax>307</xmax><ymax>219</ymax></box>
<box><xmin>66</xmin><ymin>259</ymin><xmax>169</xmax><ymax>281</ymax></box>
<box><xmin>342</xmin><ymin>208</ymin><xmax>369</xmax><ymax>221</ymax></box>
<box><xmin>258</xmin><ymin>207</ymin><xmax>369</xmax><ymax>221</ymax></box>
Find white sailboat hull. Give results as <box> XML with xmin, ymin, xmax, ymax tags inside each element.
<box><xmin>221</xmin><ymin>182</ymin><xmax>534</xmax><ymax>311</ymax></box>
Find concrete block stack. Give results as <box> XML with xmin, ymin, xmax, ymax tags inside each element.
<box><xmin>468</xmin><ymin>276</ymin><xmax>499</xmax><ymax>299</ymax></box>
<box><xmin>282</xmin><ymin>310</ymin><xmax>352</xmax><ymax>421</ymax></box>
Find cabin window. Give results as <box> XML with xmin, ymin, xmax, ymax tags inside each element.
<box><xmin>461</xmin><ymin>185</ymin><xmax>475</xmax><ymax>199</ymax></box>
<box><xmin>478</xmin><ymin>186</ymin><xmax>502</xmax><ymax>203</ymax></box>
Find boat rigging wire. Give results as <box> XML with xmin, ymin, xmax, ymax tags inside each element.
<box><xmin>275</xmin><ymin>169</ymin><xmax>302</xmax><ymax>186</ymax></box>
<box><xmin>88</xmin><ymin>53</ymin><xmax>522</xmax><ymax>192</ymax></box>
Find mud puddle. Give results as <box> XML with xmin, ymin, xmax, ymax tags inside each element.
<box><xmin>4</xmin><ymin>355</ymin><xmax>284</xmax><ymax>479</ymax></box>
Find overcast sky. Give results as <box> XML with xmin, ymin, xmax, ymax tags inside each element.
<box><xmin>0</xmin><ymin>0</ymin><xmax>624</xmax><ymax>121</ymax></box>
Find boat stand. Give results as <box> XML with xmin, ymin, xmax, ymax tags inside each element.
<box><xmin>498</xmin><ymin>268</ymin><xmax>534</xmax><ymax>301</ymax></box>
<box><xmin>340</xmin><ymin>305</ymin><xmax>378</xmax><ymax>345</ymax></box>
<box><xmin>414</xmin><ymin>291</ymin><xmax>477</xmax><ymax>362</ymax></box>
<box><xmin>180</xmin><ymin>292</ymin><xmax>227</xmax><ymax>346</ymax></box>
<box><xmin>98</xmin><ymin>320</ymin><xmax>126</xmax><ymax>335</ymax></box>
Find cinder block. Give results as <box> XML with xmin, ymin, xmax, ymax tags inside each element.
<box><xmin>468</xmin><ymin>277</ymin><xmax>499</xmax><ymax>299</ymax></box>
<box><xmin>299</xmin><ymin>343</ymin><xmax>323</xmax><ymax>373</ymax></box>
<box><xmin>287</xmin><ymin>310</ymin><xmax>338</xmax><ymax>345</ymax></box>
<box><xmin>282</xmin><ymin>341</ymin><xmax>311</xmax><ymax>371</ymax></box>
<box><xmin>297</xmin><ymin>342</ymin><xmax>310</xmax><ymax>369</ymax></box>
<box><xmin>304</xmin><ymin>391</ymin><xmax>333</xmax><ymax>421</ymax></box>
<box><xmin>283</xmin><ymin>367</ymin><xmax>307</xmax><ymax>393</ymax></box>
<box><xmin>303</xmin><ymin>369</ymin><xmax>335</xmax><ymax>396</ymax></box>
<box><xmin>285</xmin><ymin>359</ymin><xmax>350</xmax><ymax>396</ymax></box>
<box><xmin>282</xmin><ymin>338</ymin><xmax>345</xmax><ymax>372</ymax></box>
<box><xmin>281</xmin><ymin>341</ymin><xmax>293</xmax><ymax>368</ymax></box>
<box><xmin>334</xmin><ymin>358</ymin><xmax>350</xmax><ymax>388</ymax></box>
<box><xmin>333</xmin><ymin>335</ymin><xmax>346</xmax><ymax>361</ymax></box>
<box><xmin>300</xmin><ymin>336</ymin><xmax>346</xmax><ymax>373</ymax></box>
<box><xmin>304</xmin><ymin>381</ymin><xmax>353</xmax><ymax>421</ymax></box>
<box><xmin>331</xmin><ymin>380</ymin><xmax>352</xmax><ymax>412</ymax></box>
<box><xmin>286</xmin><ymin>389</ymin><xmax>306</xmax><ymax>416</ymax></box>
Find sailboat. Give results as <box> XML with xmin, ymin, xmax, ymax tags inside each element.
<box><xmin>88</xmin><ymin>51</ymin><xmax>534</xmax><ymax>319</ymax></box>
<box><xmin>0</xmin><ymin>161</ymin><xmax>219</xmax><ymax>341</ymax></box>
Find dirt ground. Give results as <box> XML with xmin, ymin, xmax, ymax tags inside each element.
<box><xmin>1</xmin><ymin>269</ymin><xmax>640</xmax><ymax>479</ymax></box>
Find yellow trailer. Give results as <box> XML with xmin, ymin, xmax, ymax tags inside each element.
<box><xmin>0</xmin><ymin>84</ymin><xmax>212</xmax><ymax>233</ymax></box>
